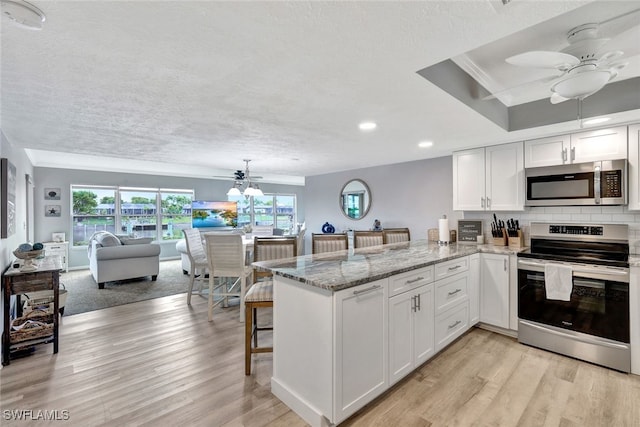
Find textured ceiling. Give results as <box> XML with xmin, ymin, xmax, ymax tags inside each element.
<box><xmin>2</xmin><ymin>1</ymin><xmax>639</xmax><ymax>185</ymax></box>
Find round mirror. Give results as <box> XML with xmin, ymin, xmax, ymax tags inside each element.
<box><xmin>340</xmin><ymin>179</ymin><xmax>371</xmax><ymax>220</ymax></box>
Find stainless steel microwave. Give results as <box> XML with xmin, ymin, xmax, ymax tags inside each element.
<box><xmin>525</xmin><ymin>159</ymin><xmax>627</xmax><ymax>206</ymax></box>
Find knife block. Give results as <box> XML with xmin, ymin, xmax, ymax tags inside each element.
<box><xmin>492</xmin><ymin>229</ymin><xmax>507</xmax><ymax>246</ymax></box>
<box><xmin>508</xmin><ymin>230</ymin><xmax>524</xmax><ymax>248</ymax></box>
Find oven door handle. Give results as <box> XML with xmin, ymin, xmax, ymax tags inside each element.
<box><xmin>519</xmin><ymin>320</ymin><xmax>630</xmax><ymax>350</ymax></box>
<box><xmin>518</xmin><ymin>259</ymin><xmax>629</xmax><ymax>277</ymax></box>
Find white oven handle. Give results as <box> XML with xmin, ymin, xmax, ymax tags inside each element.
<box><xmin>518</xmin><ymin>259</ymin><xmax>629</xmax><ymax>278</ymax></box>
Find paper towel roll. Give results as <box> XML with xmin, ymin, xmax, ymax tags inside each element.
<box><xmin>438</xmin><ymin>218</ymin><xmax>449</xmax><ymax>242</ymax></box>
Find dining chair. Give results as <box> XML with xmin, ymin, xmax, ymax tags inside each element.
<box><xmin>296</xmin><ymin>227</ymin><xmax>306</xmax><ymax>255</ymax></box>
<box><xmin>245</xmin><ymin>236</ymin><xmax>297</xmax><ymax>375</ymax></box>
<box><xmin>183</xmin><ymin>228</ymin><xmax>209</xmax><ymax>305</ymax></box>
<box><xmin>204</xmin><ymin>233</ymin><xmax>252</xmax><ymax>322</ymax></box>
<box><xmin>311</xmin><ymin>233</ymin><xmax>348</xmax><ymax>254</ymax></box>
<box><xmin>353</xmin><ymin>230</ymin><xmax>384</xmax><ymax>248</ymax></box>
<box><xmin>382</xmin><ymin>227</ymin><xmax>411</xmax><ymax>244</ymax></box>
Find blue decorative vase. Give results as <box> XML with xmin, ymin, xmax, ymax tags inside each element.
<box><xmin>322</xmin><ymin>222</ymin><xmax>335</xmax><ymax>234</ymax></box>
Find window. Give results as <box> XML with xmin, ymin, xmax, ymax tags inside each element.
<box><xmin>72</xmin><ymin>186</ymin><xmax>193</xmax><ymax>246</ymax></box>
<box><xmin>228</xmin><ymin>193</ymin><xmax>297</xmax><ymax>234</ymax></box>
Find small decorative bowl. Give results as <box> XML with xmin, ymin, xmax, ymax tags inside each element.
<box><xmin>13</xmin><ymin>249</ymin><xmax>43</xmax><ymax>260</ymax></box>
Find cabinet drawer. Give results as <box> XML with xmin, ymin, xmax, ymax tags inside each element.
<box><xmin>8</xmin><ymin>273</ymin><xmax>55</xmax><ymax>293</ymax></box>
<box><xmin>434</xmin><ymin>257</ymin><xmax>469</xmax><ymax>281</ymax></box>
<box><xmin>435</xmin><ymin>302</ymin><xmax>469</xmax><ymax>352</ymax></box>
<box><xmin>435</xmin><ymin>274</ymin><xmax>468</xmax><ymax>314</ymax></box>
<box><xmin>389</xmin><ymin>266</ymin><xmax>434</xmax><ymax>297</ymax></box>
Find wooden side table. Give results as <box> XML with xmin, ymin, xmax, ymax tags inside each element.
<box><xmin>2</xmin><ymin>257</ymin><xmax>61</xmax><ymax>365</ymax></box>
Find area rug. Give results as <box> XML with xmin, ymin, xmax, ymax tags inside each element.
<box><xmin>59</xmin><ymin>259</ymin><xmax>190</xmax><ymax>316</ymax></box>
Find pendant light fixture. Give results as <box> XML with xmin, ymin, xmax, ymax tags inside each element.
<box><xmin>225</xmin><ymin>160</ymin><xmax>264</xmax><ymax>197</ymax></box>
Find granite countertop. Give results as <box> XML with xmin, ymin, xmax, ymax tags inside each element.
<box><xmin>253</xmin><ymin>240</ymin><xmax>527</xmax><ymax>292</ymax></box>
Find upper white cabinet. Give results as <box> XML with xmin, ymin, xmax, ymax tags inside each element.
<box><xmin>525</xmin><ymin>126</ymin><xmax>627</xmax><ymax>168</ymax></box>
<box><xmin>453</xmin><ymin>142</ymin><xmax>524</xmax><ymax>211</ymax></box>
<box><xmin>629</xmin><ymin>124</ymin><xmax>640</xmax><ymax>211</ymax></box>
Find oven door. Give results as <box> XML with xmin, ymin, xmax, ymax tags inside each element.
<box><xmin>517</xmin><ymin>258</ymin><xmax>629</xmax><ymax>343</ymax></box>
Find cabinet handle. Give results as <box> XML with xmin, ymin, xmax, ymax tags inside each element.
<box><xmin>447</xmin><ymin>288</ymin><xmax>462</xmax><ymax>296</ymax></box>
<box><xmin>411</xmin><ymin>295</ymin><xmax>416</xmax><ymax>312</ymax></box>
<box><xmin>406</xmin><ymin>276</ymin><xmax>424</xmax><ymax>284</ymax></box>
<box><xmin>481</xmin><ymin>197</ymin><xmax>485</xmax><ymax>208</ymax></box>
<box><xmin>353</xmin><ymin>284</ymin><xmax>381</xmax><ymax>296</ymax></box>
<box><xmin>486</xmin><ymin>197</ymin><xmax>490</xmax><ymax>208</ymax></box>
<box><xmin>571</xmin><ymin>146</ymin><xmax>576</xmax><ymax>162</ymax></box>
<box><xmin>448</xmin><ymin>265</ymin><xmax>462</xmax><ymax>271</ymax></box>
<box><xmin>562</xmin><ymin>147</ymin><xmax>567</xmax><ymax>162</ymax></box>
<box><xmin>504</xmin><ymin>259</ymin><xmax>507</xmax><ymax>271</ymax></box>
<box><xmin>417</xmin><ymin>293</ymin><xmax>421</xmax><ymax>311</ymax></box>
<box><xmin>448</xmin><ymin>320</ymin><xmax>462</xmax><ymax>329</ymax></box>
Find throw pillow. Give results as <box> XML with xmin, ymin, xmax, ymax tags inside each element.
<box><xmin>119</xmin><ymin>237</ymin><xmax>154</xmax><ymax>245</ymax></box>
<box><xmin>95</xmin><ymin>231</ymin><xmax>122</xmax><ymax>247</ymax></box>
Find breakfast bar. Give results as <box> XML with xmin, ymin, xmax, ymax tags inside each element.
<box><xmin>254</xmin><ymin>240</ymin><xmax>481</xmax><ymax>427</ymax></box>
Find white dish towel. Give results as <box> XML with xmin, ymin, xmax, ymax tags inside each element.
<box><xmin>544</xmin><ymin>263</ymin><xmax>573</xmax><ymax>301</ymax></box>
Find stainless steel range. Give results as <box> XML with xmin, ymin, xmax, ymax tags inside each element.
<box><xmin>517</xmin><ymin>222</ymin><xmax>630</xmax><ymax>372</ymax></box>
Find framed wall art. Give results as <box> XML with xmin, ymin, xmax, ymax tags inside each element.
<box><xmin>45</xmin><ymin>204</ymin><xmax>62</xmax><ymax>217</ymax></box>
<box><xmin>44</xmin><ymin>187</ymin><xmax>61</xmax><ymax>200</ymax></box>
<box><xmin>1</xmin><ymin>158</ymin><xmax>17</xmax><ymax>238</ymax></box>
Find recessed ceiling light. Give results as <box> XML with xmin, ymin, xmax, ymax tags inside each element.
<box><xmin>418</xmin><ymin>141</ymin><xmax>433</xmax><ymax>148</ymax></box>
<box><xmin>582</xmin><ymin>117</ymin><xmax>611</xmax><ymax>126</ymax></box>
<box><xmin>358</xmin><ymin>121</ymin><xmax>377</xmax><ymax>131</ymax></box>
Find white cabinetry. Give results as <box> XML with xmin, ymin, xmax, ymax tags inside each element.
<box><xmin>468</xmin><ymin>253</ymin><xmax>480</xmax><ymax>326</ymax></box>
<box><xmin>453</xmin><ymin>142</ymin><xmax>524</xmax><ymax>211</ymax></box>
<box><xmin>525</xmin><ymin>126</ymin><xmax>627</xmax><ymax>168</ymax></box>
<box><xmin>629</xmin><ymin>124</ymin><xmax>640</xmax><ymax>211</ymax></box>
<box><xmin>388</xmin><ymin>267</ymin><xmax>434</xmax><ymax>385</ymax></box>
<box><xmin>42</xmin><ymin>241</ymin><xmax>69</xmax><ymax>272</ymax></box>
<box><xmin>335</xmin><ymin>280</ymin><xmax>388</xmax><ymax>422</ymax></box>
<box><xmin>434</xmin><ymin>257</ymin><xmax>470</xmax><ymax>352</ymax></box>
<box><xmin>479</xmin><ymin>253</ymin><xmax>510</xmax><ymax>329</ymax></box>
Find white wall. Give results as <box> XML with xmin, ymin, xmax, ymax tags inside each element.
<box><xmin>304</xmin><ymin>156</ymin><xmax>463</xmax><ymax>253</ymax></box>
<box><xmin>0</xmin><ymin>131</ymin><xmax>34</xmax><ymax>268</ymax></box>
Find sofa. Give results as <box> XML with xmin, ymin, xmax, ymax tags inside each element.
<box><xmin>175</xmin><ymin>239</ymin><xmax>190</xmax><ymax>274</ymax></box>
<box><xmin>88</xmin><ymin>231</ymin><xmax>161</xmax><ymax>289</ymax></box>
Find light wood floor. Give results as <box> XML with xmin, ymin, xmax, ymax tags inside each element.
<box><xmin>2</xmin><ymin>293</ymin><xmax>639</xmax><ymax>427</ymax></box>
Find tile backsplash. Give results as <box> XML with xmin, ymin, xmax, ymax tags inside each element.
<box><xmin>463</xmin><ymin>205</ymin><xmax>640</xmax><ymax>254</ymax></box>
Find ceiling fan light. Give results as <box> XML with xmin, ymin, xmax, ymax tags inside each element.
<box><xmin>551</xmin><ymin>70</ymin><xmax>610</xmax><ymax>99</ymax></box>
<box><xmin>227</xmin><ymin>187</ymin><xmax>242</xmax><ymax>196</ymax></box>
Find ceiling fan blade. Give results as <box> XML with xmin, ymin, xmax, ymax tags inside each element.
<box><xmin>481</xmin><ymin>73</ymin><xmax>563</xmax><ymax>101</ymax></box>
<box><xmin>506</xmin><ymin>51</ymin><xmax>580</xmax><ymax>69</ymax></box>
<box><xmin>597</xmin><ymin>50</ymin><xmax>624</xmax><ymax>64</ymax></box>
<box><xmin>550</xmin><ymin>93</ymin><xmax>571</xmax><ymax>104</ymax></box>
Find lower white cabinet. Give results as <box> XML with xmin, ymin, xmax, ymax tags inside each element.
<box><xmin>479</xmin><ymin>253</ymin><xmax>510</xmax><ymax>329</ymax></box>
<box><xmin>388</xmin><ymin>283</ymin><xmax>434</xmax><ymax>385</ymax></box>
<box><xmin>335</xmin><ymin>280</ymin><xmax>388</xmax><ymax>422</ymax></box>
<box><xmin>435</xmin><ymin>301</ymin><xmax>469</xmax><ymax>352</ymax></box>
<box><xmin>469</xmin><ymin>253</ymin><xmax>480</xmax><ymax>325</ymax></box>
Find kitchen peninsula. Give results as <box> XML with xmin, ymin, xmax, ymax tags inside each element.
<box><xmin>254</xmin><ymin>240</ymin><xmax>485</xmax><ymax>427</ymax></box>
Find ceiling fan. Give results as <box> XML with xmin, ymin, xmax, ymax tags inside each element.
<box><xmin>214</xmin><ymin>159</ymin><xmax>264</xmax><ymax>197</ymax></box>
<box><xmin>487</xmin><ymin>9</ymin><xmax>639</xmax><ymax>104</ymax></box>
